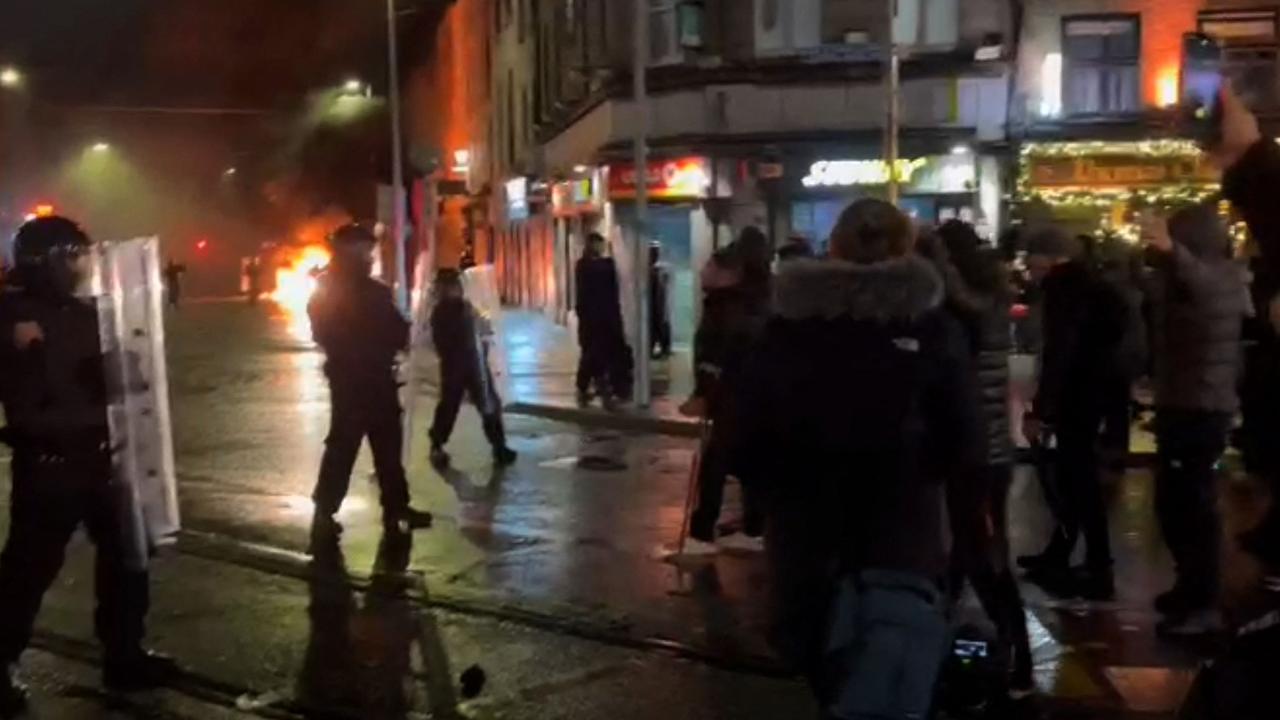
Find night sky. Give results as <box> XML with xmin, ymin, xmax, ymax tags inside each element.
<box><xmin>0</xmin><ymin>1</ymin><xmax>445</xmax><ymax>293</ymax></box>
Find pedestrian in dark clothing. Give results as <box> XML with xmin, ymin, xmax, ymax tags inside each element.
<box><xmin>245</xmin><ymin>258</ymin><xmax>263</xmax><ymax>305</ymax></box>
<box><xmin>0</xmin><ymin>217</ymin><xmax>177</xmax><ymax>715</ymax></box>
<box><xmin>678</xmin><ymin>244</ymin><xmax>770</xmax><ymax>556</ymax></box>
<box><xmin>1143</xmin><ymin>205</ymin><xmax>1250</xmax><ymax>636</ymax></box>
<box><xmin>308</xmin><ymin>224</ymin><xmax>432</xmax><ymax>548</ymax></box>
<box><xmin>574</xmin><ymin>233</ymin><xmax>632</xmax><ymax>406</ymax></box>
<box><xmin>1095</xmin><ymin>233</ymin><xmax>1148</xmax><ymax>470</ymax></box>
<box><xmin>163</xmin><ymin>260</ymin><xmax>185</xmax><ymax>308</ymax></box>
<box><xmin>1162</xmin><ymin>82</ymin><xmax>1280</xmax><ymax>720</ymax></box>
<box><xmin>1218</xmin><ymin>87</ymin><xmax>1280</xmax><ymax>570</ymax></box>
<box><xmin>929</xmin><ymin>220</ymin><xmax>1035</xmax><ymax>697</ymax></box>
<box><xmin>734</xmin><ymin>225</ymin><xmax>773</xmax><ymax>303</ymax></box>
<box><xmin>427</xmin><ymin>268</ymin><xmax>517</xmax><ymax>469</ymax></box>
<box><xmin>649</xmin><ymin>243</ymin><xmax>672</xmax><ymax>359</ymax></box>
<box><xmin>1019</xmin><ymin>226</ymin><xmax>1127</xmax><ymax>601</ymax></box>
<box><xmin>733</xmin><ymin>199</ymin><xmax>982</xmax><ymax>719</ymax></box>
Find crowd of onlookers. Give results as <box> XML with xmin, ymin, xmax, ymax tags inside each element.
<box><xmin>564</xmin><ymin>86</ymin><xmax>1280</xmax><ymax>719</ymax></box>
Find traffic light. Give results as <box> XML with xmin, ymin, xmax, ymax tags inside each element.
<box><xmin>195</xmin><ymin>238</ymin><xmax>209</xmax><ymax>252</ymax></box>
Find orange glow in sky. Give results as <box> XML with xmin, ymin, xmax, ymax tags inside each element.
<box><xmin>1156</xmin><ymin>66</ymin><xmax>1180</xmax><ymax>108</ymax></box>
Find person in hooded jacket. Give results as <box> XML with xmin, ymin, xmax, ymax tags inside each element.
<box><xmin>1216</xmin><ymin>85</ymin><xmax>1280</xmax><ymax>571</ymax></box>
<box><xmin>678</xmin><ymin>241</ymin><xmax>770</xmax><ymax>556</ymax></box>
<box><xmin>574</xmin><ymin>233</ymin><xmax>633</xmax><ymax>406</ymax></box>
<box><xmin>926</xmin><ymin>220</ymin><xmax>1035</xmax><ymax>698</ymax></box>
<box><xmin>733</xmin><ymin>199</ymin><xmax>981</xmax><ymax>719</ymax></box>
<box><xmin>1019</xmin><ymin>227</ymin><xmax>1128</xmax><ymax>601</ymax></box>
<box><xmin>1143</xmin><ymin>204</ymin><xmax>1251</xmax><ymax>636</ymax></box>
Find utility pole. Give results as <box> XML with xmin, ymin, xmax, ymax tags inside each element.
<box><xmin>885</xmin><ymin>0</ymin><xmax>901</xmax><ymax>206</ymax></box>
<box><xmin>388</xmin><ymin>0</ymin><xmax>409</xmax><ymax>313</ymax></box>
<box><xmin>632</xmin><ymin>0</ymin><xmax>652</xmax><ymax>406</ymax></box>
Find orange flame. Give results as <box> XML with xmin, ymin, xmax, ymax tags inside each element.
<box><xmin>272</xmin><ymin>245</ymin><xmax>331</xmax><ymax>313</ymax></box>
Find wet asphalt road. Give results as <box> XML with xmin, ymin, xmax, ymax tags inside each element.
<box><xmin>0</xmin><ymin>298</ymin><xmax>1271</xmax><ymax>718</ymax></box>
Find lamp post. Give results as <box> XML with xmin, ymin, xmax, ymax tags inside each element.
<box><xmin>885</xmin><ymin>0</ymin><xmax>901</xmax><ymax>206</ymax></box>
<box><xmin>632</xmin><ymin>0</ymin><xmax>652</xmax><ymax>407</ymax></box>
<box><xmin>387</xmin><ymin>0</ymin><xmax>409</xmax><ymax>313</ymax></box>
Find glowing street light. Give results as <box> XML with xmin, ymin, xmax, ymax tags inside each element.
<box><xmin>341</xmin><ymin>78</ymin><xmax>367</xmax><ymax>97</ymax></box>
<box><xmin>223</xmin><ymin>167</ymin><xmax>238</xmax><ymax>177</ymax></box>
<box><xmin>91</xmin><ymin>142</ymin><xmax>111</xmax><ymax>153</ymax></box>
<box><xmin>0</xmin><ymin>66</ymin><xmax>22</xmax><ymax>89</ymax></box>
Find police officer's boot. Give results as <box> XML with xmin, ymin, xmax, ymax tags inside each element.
<box><xmin>103</xmin><ymin>649</ymin><xmax>178</xmax><ymax>693</ymax></box>
<box><xmin>384</xmin><ymin>507</ymin><xmax>434</xmax><ymax>534</ymax></box>
<box><xmin>0</xmin><ymin>664</ymin><xmax>27</xmax><ymax>718</ymax></box>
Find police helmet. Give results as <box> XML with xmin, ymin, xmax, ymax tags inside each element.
<box><xmin>12</xmin><ymin>216</ymin><xmax>94</xmax><ymax>296</ymax></box>
<box><xmin>330</xmin><ymin>223</ymin><xmax>377</xmax><ymax>248</ymax></box>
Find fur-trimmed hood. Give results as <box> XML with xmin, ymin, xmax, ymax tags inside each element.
<box><xmin>773</xmin><ymin>255</ymin><xmax>944</xmax><ymax>322</ymax></box>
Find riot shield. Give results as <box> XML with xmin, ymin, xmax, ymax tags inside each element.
<box><xmin>460</xmin><ymin>264</ymin><xmax>510</xmax><ymax>408</ymax></box>
<box><xmin>95</xmin><ymin>237</ymin><xmax>180</xmax><ymax>572</ymax></box>
<box><xmin>401</xmin><ymin>250</ymin><xmax>432</xmax><ymax>463</ymax></box>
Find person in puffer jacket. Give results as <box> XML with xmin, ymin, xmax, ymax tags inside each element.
<box><xmin>925</xmin><ymin>220</ymin><xmax>1034</xmax><ymax>698</ymax></box>
<box><xmin>1143</xmin><ymin>204</ymin><xmax>1251</xmax><ymax>636</ymax></box>
<box><xmin>733</xmin><ymin>199</ymin><xmax>982</xmax><ymax>719</ymax></box>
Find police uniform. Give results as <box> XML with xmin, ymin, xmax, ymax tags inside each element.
<box><xmin>0</xmin><ymin>217</ymin><xmax>172</xmax><ymax>712</ymax></box>
<box><xmin>307</xmin><ymin>226</ymin><xmax>428</xmax><ymax>534</ymax></box>
<box><xmin>427</xmin><ymin>278</ymin><xmax>512</xmax><ymax>465</ymax></box>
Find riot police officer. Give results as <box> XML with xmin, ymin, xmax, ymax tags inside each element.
<box><xmin>427</xmin><ymin>268</ymin><xmax>516</xmax><ymax>468</ymax></box>
<box><xmin>0</xmin><ymin>217</ymin><xmax>175</xmax><ymax>714</ymax></box>
<box><xmin>307</xmin><ymin>224</ymin><xmax>432</xmax><ymax>548</ymax></box>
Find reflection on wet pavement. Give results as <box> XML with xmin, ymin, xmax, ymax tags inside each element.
<box><xmin>148</xmin><ymin>303</ymin><xmax>1280</xmax><ymax>716</ymax></box>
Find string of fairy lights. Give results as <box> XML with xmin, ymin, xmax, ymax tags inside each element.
<box><xmin>1014</xmin><ymin>139</ymin><xmax>1230</xmax><ymax>244</ymax></box>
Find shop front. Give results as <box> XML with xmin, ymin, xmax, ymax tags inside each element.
<box><xmin>787</xmin><ymin>150</ymin><xmax>996</xmax><ymax>250</ymax></box>
<box><xmin>605</xmin><ymin>155</ymin><xmax>719</xmax><ymax>349</ymax></box>
<box><xmin>550</xmin><ymin>170</ymin><xmax>606</xmax><ymax>325</ymax></box>
<box><xmin>1016</xmin><ymin>140</ymin><xmax>1221</xmax><ymax>240</ymax></box>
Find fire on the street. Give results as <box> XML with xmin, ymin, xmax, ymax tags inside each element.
<box><xmin>271</xmin><ymin>244</ymin><xmax>331</xmax><ymax>314</ymax></box>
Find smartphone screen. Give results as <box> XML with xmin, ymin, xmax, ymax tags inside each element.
<box><xmin>1181</xmin><ymin>33</ymin><xmax>1223</xmax><ymax>139</ymax></box>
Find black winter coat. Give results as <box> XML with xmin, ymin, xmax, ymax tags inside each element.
<box><xmin>692</xmin><ymin>285</ymin><xmax>768</xmax><ymax>420</ymax></box>
<box><xmin>731</xmin><ymin>256</ymin><xmax>981</xmax><ymax>668</ymax></box>
<box><xmin>575</xmin><ymin>257</ymin><xmax>625</xmax><ymax>347</ymax></box>
<box><xmin>937</xmin><ymin>261</ymin><xmax>1014</xmax><ymax>467</ymax></box>
<box><xmin>1034</xmin><ymin>261</ymin><xmax>1127</xmax><ymax>423</ymax></box>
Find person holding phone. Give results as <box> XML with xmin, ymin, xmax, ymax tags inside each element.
<box><xmin>1141</xmin><ymin>206</ymin><xmax>1250</xmax><ymax>635</ymax></box>
<box><xmin>1216</xmin><ymin>84</ymin><xmax>1280</xmax><ymax>572</ymax></box>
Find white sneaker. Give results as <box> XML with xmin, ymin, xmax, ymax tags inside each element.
<box><xmin>718</xmin><ymin>532</ymin><xmax>765</xmax><ymax>553</ymax></box>
<box><xmin>680</xmin><ymin>538</ymin><xmax>720</xmax><ymax>557</ymax></box>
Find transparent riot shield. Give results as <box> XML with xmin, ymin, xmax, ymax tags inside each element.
<box><xmin>401</xmin><ymin>250</ymin><xmax>432</xmax><ymax>464</ymax></box>
<box><xmin>95</xmin><ymin>237</ymin><xmax>180</xmax><ymax>572</ymax></box>
<box><xmin>460</xmin><ymin>264</ymin><xmax>510</xmax><ymax>408</ymax></box>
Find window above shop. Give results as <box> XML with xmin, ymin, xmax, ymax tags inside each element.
<box><xmin>1061</xmin><ymin>14</ymin><xmax>1141</xmax><ymax>116</ymax></box>
<box><xmin>1200</xmin><ymin>9</ymin><xmax>1277</xmax><ymax>48</ymax></box>
<box><xmin>1200</xmin><ymin>9</ymin><xmax>1280</xmax><ymax>109</ymax></box>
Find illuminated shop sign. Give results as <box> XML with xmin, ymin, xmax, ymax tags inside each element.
<box><xmin>505</xmin><ymin>177</ymin><xmax>529</xmax><ymax>221</ymax></box>
<box><xmin>552</xmin><ymin>177</ymin><xmax>600</xmax><ymax>216</ymax></box>
<box><xmin>608</xmin><ymin>157</ymin><xmax>711</xmax><ymax>200</ymax></box>
<box><xmin>800</xmin><ymin>155</ymin><xmax>976</xmax><ymax>194</ymax></box>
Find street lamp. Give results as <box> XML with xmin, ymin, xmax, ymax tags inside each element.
<box><xmin>0</xmin><ymin>66</ymin><xmax>22</xmax><ymax>89</ymax></box>
<box><xmin>91</xmin><ymin>142</ymin><xmax>111</xmax><ymax>153</ymax></box>
<box><xmin>223</xmin><ymin>167</ymin><xmax>238</xmax><ymax>177</ymax></box>
<box><xmin>341</xmin><ymin>78</ymin><xmax>366</xmax><ymax>97</ymax></box>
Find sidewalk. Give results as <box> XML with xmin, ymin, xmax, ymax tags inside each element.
<box><xmin>497</xmin><ymin>310</ymin><xmax>1165</xmax><ymax>459</ymax></box>
<box><xmin>501</xmin><ymin>311</ymin><xmax>702</xmax><ymax>437</ymax></box>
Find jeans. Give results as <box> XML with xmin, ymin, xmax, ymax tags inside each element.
<box><xmin>821</xmin><ymin>570</ymin><xmax>947</xmax><ymax>720</ymax></box>
<box><xmin>1155</xmin><ymin>408</ymin><xmax>1232</xmax><ymax>605</ymax></box>
<box><xmin>0</xmin><ymin>447</ymin><xmax>149</xmax><ymax>665</ymax></box>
